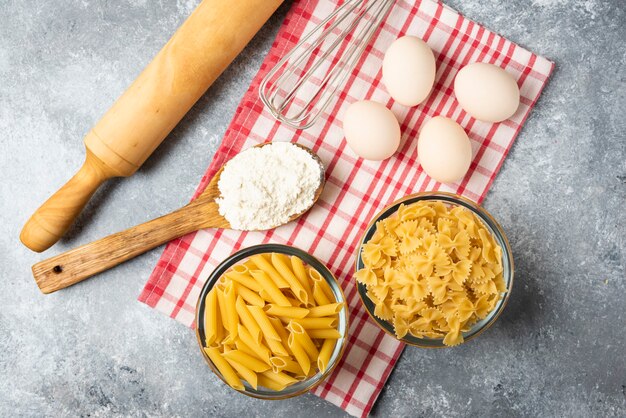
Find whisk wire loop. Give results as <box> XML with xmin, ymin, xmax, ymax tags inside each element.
<box><xmin>259</xmin><ymin>0</ymin><xmax>395</xmax><ymax>130</ymax></box>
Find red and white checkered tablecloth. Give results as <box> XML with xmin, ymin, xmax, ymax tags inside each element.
<box><xmin>139</xmin><ymin>0</ymin><xmax>553</xmax><ymax>416</ymax></box>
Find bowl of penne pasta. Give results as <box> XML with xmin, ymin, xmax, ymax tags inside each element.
<box><xmin>355</xmin><ymin>192</ymin><xmax>514</xmax><ymax>348</ymax></box>
<box><xmin>195</xmin><ymin>244</ymin><xmax>349</xmax><ymax>398</ymax></box>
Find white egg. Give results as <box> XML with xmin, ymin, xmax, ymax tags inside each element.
<box><xmin>342</xmin><ymin>100</ymin><xmax>401</xmax><ymax>161</ymax></box>
<box><xmin>454</xmin><ymin>62</ymin><xmax>520</xmax><ymax>122</ymax></box>
<box><xmin>417</xmin><ymin>116</ymin><xmax>472</xmax><ymax>183</ymax></box>
<box><xmin>382</xmin><ymin>36</ymin><xmax>436</xmax><ymax>106</ymax></box>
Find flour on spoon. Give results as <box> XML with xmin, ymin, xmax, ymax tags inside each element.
<box><xmin>215</xmin><ymin>142</ymin><xmax>322</xmax><ymax>230</ymax></box>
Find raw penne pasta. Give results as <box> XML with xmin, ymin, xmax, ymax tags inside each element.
<box><xmin>235</xmin><ymin>296</ymin><xmax>262</xmax><ymax>344</ymax></box>
<box><xmin>288</xmin><ymin>321</ymin><xmax>319</xmax><ymax>361</ymax></box>
<box><xmin>308</xmin><ymin>267</ymin><xmax>335</xmax><ymax>302</ymax></box>
<box><xmin>266</xmin><ymin>336</ymin><xmax>290</xmax><ymax>357</ymax></box>
<box><xmin>269</xmin><ymin>356</ymin><xmax>287</xmax><ymax>373</ymax></box>
<box><xmin>258</xmin><ymin>289</ymin><xmax>273</xmax><ymax>303</ymax></box>
<box><xmin>248</xmin><ymin>312</ymin><xmax>289</xmax><ymax>356</ymax></box>
<box><xmin>214</xmin><ymin>303</ymin><xmax>224</xmax><ymax>344</ymax></box>
<box><xmin>268</xmin><ymin>317</ymin><xmax>293</xmax><ymax>357</ymax></box>
<box><xmin>290</xmin><ymin>255</ymin><xmax>309</xmax><ymax>288</ymax></box>
<box><xmin>224</xmin><ymin>270</ymin><xmax>262</xmax><ymax>292</ymax></box>
<box><xmin>215</xmin><ymin>287</ymin><xmax>228</xmax><ymax>332</ymax></box>
<box><xmin>281</xmin><ymin>359</ymin><xmax>304</xmax><ymax>375</ymax></box>
<box><xmin>223</xmin><ymin>282</ymin><xmax>239</xmax><ymax>342</ymax></box>
<box><xmin>222</xmin><ymin>350</ymin><xmax>271</xmax><ymax>373</ymax></box>
<box><xmin>290</xmin><ymin>256</ymin><xmax>315</xmax><ymax>304</ymax></box>
<box><xmin>234</xmin><ymin>282</ymin><xmax>265</xmax><ymax>307</ymax></box>
<box><xmin>204</xmin><ymin>289</ymin><xmax>219</xmax><ymax>346</ymax></box>
<box><xmin>250</xmin><ymin>270</ymin><xmax>291</xmax><ymax>307</ymax></box>
<box><xmin>287</xmin><ymin>333</ymin><xmax>311</xmax><ymax>375</ymax></box>
<box><xmin>241</xmin><ymin>259</ymin><xmax>258</xmax><ymax>270</ymax></box>
<box><xmin>271</xmin><ymin>253</ymin><xmax>309</xmax><ymax>303</ymax></box>
<box><xmin>205</xmin><ymin>347</ymin><xmax>244</xmax><ymax>390</ymax></box>
<box><xmin>225</xmin><ymin>357</ymin><xmax>258</xmax><ymax>390</ymax></box>
<box><xmin>307</xmin><ymin>267</ymin><xmax>324</xmax><ymax>283</ymax></box>
<box><xmin>306</xmin><ymin>302</ymin><xmax>344</xmax><ymax>317</ymax></box>
<box><xmin>247</xmin><ymin>305</ymin><xmax>282</xmax><ymax>342</ymax></box>
<box><xmin>264</xmin><ymin>304</ymin><xmax>309</xmax><ymax>319</ymax></box>
<box><xmin>312</xmin><ymin>281</ymin><xmax>331</xmax><ymax>305</ymax></box>
<box><xmin>259</xmin><ymin>370</ymin><xmax>298</xmax><ymax>387</ymax></box>
<box><xmin>249</xmin><ymin>254</ymin><xmax>290</xmax><ymax>288</ymax></box>
<box><xmin>292</xmin><ymin>317</ymin><xmax>337</xmax><ymax>329</ymax></box>
<box><xmin>286</xmin><ymin>296</ymin><xmax>304</xmax><ymax>307</ymax></box>
<box><xmin>317</xmin><ymin>339</ymin><xmax>336</xmax><ymax>373</ymax></box>
<box><xmin>237</xmin><ymin>324</ymin><xmax>271</xmax><ymax>363</ymax></box>
<box><xmin>262</xmin><ymin>288</ymin><xmax>300</xmax><ymax>307</ymax></box>
<box><xmin>306</xmin><ymin>328</ymin><xmax>342</xmax><ymax>339</ymax></box>
<box><xmin>235</xmin><ymin>338</ymin><xmax>264</xmax><ymax>362</ymax></box>
<box><xmin>231</xmin><ymin>264</ymin><xmax>250</xmax><ymax>274</ymax></box>
<box><xmin>254</xmin><ymin>316</ymin><xmax>289</xmax><ymax>357</ymax></box>
<box><xmin>200</xmin><ymin>252</ymin><xmax>345</xmax><ymax>392</ymax></box>
<box><xmin>257</xmin><ymin>374</ymin><xmax>288</xmax><ymax>391</ymax></box>
<box><xmin>270</xmin><ymin>253</ymin><xmax>291</xmax><ymax>272</ymax></box>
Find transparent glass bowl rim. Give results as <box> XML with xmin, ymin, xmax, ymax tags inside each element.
<box><xmin>355</xmin><ymin>191</ymin><xmax>515</xmax><ymax>348</ymax></box>
<box><xmin>195</xmin><ymin>243</ymin><xmax>350</xmax><ymax>399</ymax></box>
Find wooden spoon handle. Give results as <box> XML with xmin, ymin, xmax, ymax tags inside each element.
<box><xmin>31</xmin><ymin>200</ymin><xmax>216</xmax><ymax>294</ymax></box>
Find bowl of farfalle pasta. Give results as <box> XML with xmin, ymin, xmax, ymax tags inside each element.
<box><xmin>355</xmin><ymin>192</ymin><xmax>513</xmax><ymax>348</ymax></box>
<box><xmin>195</xmin><ymin>244</ymin><xmax>349</xmax><ymax>398</ymax></box>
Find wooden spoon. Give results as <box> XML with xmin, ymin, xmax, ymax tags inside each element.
<box><xmin>32</xmin><ymin>144</ymin><xmax>325</xmax><ymax>294</ymax></box>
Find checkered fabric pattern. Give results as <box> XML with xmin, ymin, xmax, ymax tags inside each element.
<box><xmin>139</xmin><ymin>0</ymin><xmax>553</xmax><ymax>416</ymax></box>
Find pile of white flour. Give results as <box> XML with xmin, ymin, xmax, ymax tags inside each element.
<box><xmin>215</xmin><ymin>142</ymin><xmax>323</xmax><ymax>230</ymax></box>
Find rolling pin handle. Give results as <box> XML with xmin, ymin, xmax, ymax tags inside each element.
<box><xmin>20</xmin><ymin>151</ymin><xmax>114</xmax><ymax>253</ymax></box>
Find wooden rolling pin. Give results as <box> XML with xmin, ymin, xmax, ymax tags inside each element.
<box><xmin>20</xmin><ymin>0</ymin><xmax>284</xmax><ymax>253</ymax></box>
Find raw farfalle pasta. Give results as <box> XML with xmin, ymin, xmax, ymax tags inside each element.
<box><xmin>202</xmin><ymin>253</ymin><xmax>345</xmax><ymax>391</ymax></box>
<box><xmin>355</xmin><ymin>201</ymin><xmax>506</xmax><ymax>346</ymax></box>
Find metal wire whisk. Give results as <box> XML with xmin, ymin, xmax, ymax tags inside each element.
<box><xmin>259</xmin><ymin>0</ymin><xmax>395</xmax><ymax>130</ymax></box>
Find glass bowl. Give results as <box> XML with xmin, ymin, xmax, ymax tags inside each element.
<box><xmin>195</xmin><ymin>243</ymin><xmax>349</xmax><ymax>398</ymax></box>
<box><xmin>355</xmin><ymin>192</ymin><xmax>514</xmax><ymax>348</ymax></box>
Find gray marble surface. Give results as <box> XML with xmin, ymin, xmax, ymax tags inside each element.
<box><xmin>1</xmin><ymin>0</ymin><xmax>624</xmax><ymax>416</ymax></box>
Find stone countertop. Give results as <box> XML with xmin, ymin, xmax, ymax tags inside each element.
<box><xmin>1</xmin><ymin>0</ymin><xmax>624</xmax><ymax>416</ymax></box>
